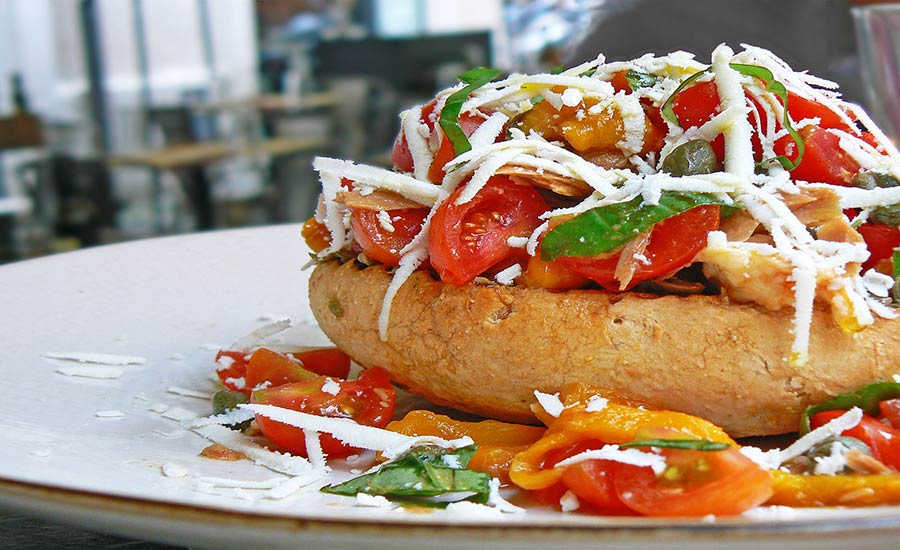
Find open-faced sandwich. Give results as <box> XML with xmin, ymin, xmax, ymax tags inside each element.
<box><xmin>303</xmin><ymin>44</ymin><xmax>900</xmax><ymax>438</ymax></box>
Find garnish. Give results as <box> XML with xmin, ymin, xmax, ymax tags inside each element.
<box><xmin>800</xmin><ymin>381</ymin><xmax>900</xmax><ymax>433</ymax></box>
<box><xmin>729</xmin><ymin>63</ymin><xmax>805</xmax><ymax>171</ymax></box>
<box><xmin>621</xmin><ymin>438</ymin><xmax>730</xmax><ymax>451</ymax></box>
<box><xmin>321</xmin><ymin>445</ymin><xmax>491</xmax><ymax>506</ymax></box>
<box><xmin>541</xmin><ymin>192</ymin><xmax>730</xmax><ymax>261</ymax></box>
<box><xmin>660</xmin><ymin>69</ymin><xmax>709</xmax><ymax>126</ymax></box>
<box><xmin>893</xmin><ymin>247</ymin><xmax>900</xmax><ymax>304</ymax></box>
<box><xmin>624</xmin><ymin>69</ymin><xmax>660</xmax><ymax>91</ymax></box>
<box><xmin>439</xmin><ymin>67</ymin><xmax>502</xmax><ymax>156</ymax></box>
<box><xmin>660</xmin><ymin>64</ymin><xmax>805</xmax><ymax>171</ymax></box>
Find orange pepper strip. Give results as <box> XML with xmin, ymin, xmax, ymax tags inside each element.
<box><xmin>769</xmin><ymin>470</ymin><xmax>900</xmax><ymax>507</ymax></box>
<box><xmin>386</xmin><ymin>410</ymin><xmax>546</xmax><ymax>482</ymax></box>
<box><xmin>509</xmin><ymin>383</ymin><xmax>736</xmax><ymax>491</ymax></box>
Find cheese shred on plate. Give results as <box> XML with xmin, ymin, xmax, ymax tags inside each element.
<box><xmin>312</xmin><ymin>44</ymin><xmax>900</xmax><ymax>365</ymax></box>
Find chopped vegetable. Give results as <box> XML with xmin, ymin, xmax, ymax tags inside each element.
<box><xmin>624</xmin><ymin>69</ymin><xmax>660</xmax><ymax>91</ymax></box>
<box><xmin>322</xmin><ymin>445</ymin><xmax>491</xmax><ymax>506</ymax></box>
<box><xmin>438</xmin><ymin>67</ymin><xmax>502</xmax><ymax>155</ymax></box>
<box><xmin>800</xmin><ymin>381</ymin><xmax>900</xmax><ymax>433</ymax></box>
<box><xmin>541</xmin><ymin>192</ymin><xmax>729</xmax><ymax>261</ymax></box>
<box><xmin>621</xmin><ymin>438</ymin><xmax>730</xmax><ymax>451</ymax></box>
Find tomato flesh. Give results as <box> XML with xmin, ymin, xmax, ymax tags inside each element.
<box><xmin>350</xmin><ymin>208</ymin><xmax>428</xmax><ymax>266</ymax></box>
<box><xmin>857</xmin><ymin>223</ymin><xmax>900</xmax><ymax>271</ymax></box>
<box><xmin>244</xmin><ymin>348</ymin><xmax>317</xmax><ymax>390</ymax></box>
<box><xmin>556</xmin><ymin>205</ymin><xmax>720</xmax><ymax>290</ymax></box>
<box><xmin>215</xmin><ymin>350</ymin><xmax>251</xmax><ymax>393</ymax></box>
<box><xmin>613</xmin><ymin>447</ymin><xmax>773</xmax><ymax>516</ymax></box>
<box><xmin>879</xmin><ymin>398</ymin><xmax>900</xmax><ymax>430</ymax></box>
<box><xmin>811</xmin><ymin>410</ymin><xmax>900</xmax><ymax>471</ymax></box>
<box><xmin>252</xmin><ymin>367</ymin><xmax>395</xmax><ymax>458</ymax></box>
<box><xmin>560</xmin><ymin>459</ymin><xmax>634</xmax><ymax>515</ymax></box>
<box><xmin>429</xmin><ymin>177</ymin><xmax>549</xmax><ymax>285</ymax></box>
<box><xmin>775</xmin><ymin>125</ymin><xmax>860</xmax><ymax>185</ymax></box>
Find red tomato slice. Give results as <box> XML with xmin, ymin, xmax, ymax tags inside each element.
<box><xmin>560</xmin><ymin>459</ymin><xmax>634</xmax><ymax>515</ymax></box>
<box><xmin>215</xmin><ymin>350</ymin><xmax>251</xmax><ymax>393</ymax></box>
<box><xmin>350</xmin><ymin>208</ymin><xmax>429</xmax><ymax>266</ymax></box>
<box><xmin>811</xmin><ymin>410</ymin><xmax>900</xmax><ymax>471</ymax></box>
<box><xmin>391</xmin><ymin>100</ymin><xmax>438</xmax><ymax>173</ymax></box>
<box><xmin>217</xmin><ymin>347</ymin><xmax>352</xmax><ymax>395</ymax></box>
<box><xmin>429</xmin><ymin>177</ymin><xmax>549</xmax><ymax>285</ymax></box>
<box><xmin>556</xmin><ymin>205</ymin><xmax>720</xmax><ymax>290</ymax></box>
<box><xmin>775</xmin><ymin>125</ymin><xmax>860</xmax><ymax>185</ymax></box>
<box><xmin>289</xmin><ymin>347</ymin><xmax>352</xmax><ymax>379</ymax></box>
<box><xmin>427</xmin><ymin>112</ymin><xmax>486</xmax><ymax>183</ymax></box>
<box><xmin>245</xmin><ymin>348</ymin><xmax>317</xmax><ymax>391</ymax></box>
<box><xmin>613</xmin><ymin>447</ymin><xmax>773</xmax><ymax>516</ymax></box>
<box><xmin>251</xmin><ymin>367</ymin><xmax>395</xmax><ymax>458</ymax></box>
<box><xmin>857</xmin><ymin>223</ymin><xmax>900</xmax><ymax>271</ymax></box>
<box><xmin>879</xmin><ymin>398</ymin><xmax>900</xmax><ymax>430</ymax></box>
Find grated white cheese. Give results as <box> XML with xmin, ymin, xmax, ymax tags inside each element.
<box><xmin>161</xmin><ymin>462</ymin><xmax>189</xmax><ymax>478</ymax></box>
<box><xmin>94</xmin><ymin>410</ymin><xmax>124</xmax><ymax>419</ymax></box>
<box><xmin>320</xmin><ymin>378</ymin><xmax>341</xmax><ymax>396</ymax></box>
<box><xmin>230</xmin><ymin>318</ymin><xmax>291</xmax><ymax>352</ymax></box>
<box><xmin>533</xmin><ymin>390</ymin><xmax>565</xmax><ymax>418</ymax></box>
<box><xmin>55</xmin><ymin>365</ymin><xmax>124</xmax><ymax>379</ymax></box>
<box><xmin>559</xmin><ymin>490</ymin><xmax>581</xmax><ymax>513</ymax></box>
<box><xmin>42</xmin><ymin>352</ymin><xmax>145</xmax><ymax>365</ymax></box>
<box><xmin>740</xmin><ymin>407</ymin><xmax>863</xmax><ymax>470</ymax></box>
<box><xmin>239</xmin><ymin>403</ymin><xmax>473</xmax><ymax>460</ymax></box>
<box><xmin>494</xmin><ymin>264</ymin><xmax>522</xmax><ymax>286</ymax></box>
<box><xmin>167</xmin><ymin>386</ymin><xmax>213</xmax><ymax>400</ymax></box>
<box><xmin>556</xmin><ymin>444</ymin><xmax>667</xmax><ymax>475</ymax></box>
<box><xmin>585</xmin><ymin>395</ymin><xmax>609</xmax><ymax>412</ymax></box>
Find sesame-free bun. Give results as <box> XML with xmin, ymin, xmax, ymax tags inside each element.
<box><xmin>308</xmin><ymin>260</ymin><xmax>900</xmax><ymax>437</ymax></box>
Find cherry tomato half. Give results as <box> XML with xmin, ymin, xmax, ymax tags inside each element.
<box><xmin>251</xmin><ymin>367</ymin><xmax>395</xmax><ymax>458</ymax></box>
<box><xmin>612</xmin><ymin>447</ymin><xmax>773</xmax><ymax>517</ymax></box>
<box><xmin>811</xmin><ymin>410</ymin><xmax>900</xmax><ymax>471</ymax></box>
<box><xmin>215</xmin><ymin>347</ymin><xmax>351</xmax><ymax>395</ymax></box>
<box><xmin>857</xmin><ymin>223</ymin><xmax>900</xmax><ymax>271</ymax></box>
<box><xmin>555</xmin><ymin>205</ymin><xmax>720</xmax><ymax>290</ymax></box>
<box><xmin>879</xmin><ymin>398</ymin><xmax>900</xmax><ymax>430</ymax></box>
<box><xmin>429</xmin><ymin>177</ymin><xmax>549</xmax><ymax>285</ymax></box>
<box><xmin>350</xmin><ymin>208</ymin><xmax>429</xmax><ymax>266</ymax></box>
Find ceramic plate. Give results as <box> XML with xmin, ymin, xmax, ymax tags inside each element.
<box><xmin>1</xmin><ymin>225</ymin><xmax>899</xmax><ymax>549</ymax></box>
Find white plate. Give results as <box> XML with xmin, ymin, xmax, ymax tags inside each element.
<box><xmin>1</xmin><ymin>225</ymin><xmax>899</xmax><ymax>549</ymax></box>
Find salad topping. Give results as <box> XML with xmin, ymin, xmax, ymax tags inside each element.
<box><xmin>310</xmin><ymin>44</ymin><xmax>900</xmax><ymax>366</ymax></box>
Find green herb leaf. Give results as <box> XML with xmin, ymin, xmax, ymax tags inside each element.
<box><xmin>550</xmin><ymin>65</ymin><xmax>565</xmax><ymax>75</ymax></box>
<box><xmin>625</xmin><ymin>70</ymin><xmax>660</xmax><ymax>91</ymax></box>
<box><xmin>321</xmin><ymin>445</ymin><xmax>491</xmax><ymax>506</ymax></box>
<box><xmin>621</xmin><ymin>439</ymin><xmax>730</xmax><ymax>451</ymax></box>
<box><xmin>800</xmin><ymin>381</ymin><xmax>900</xmax><ymax>433</ymax></box>
<box><xmin>893</xmin><ymin>247</ymin><xmax>900</xmax><ymax>280</ymax></box>
<box><xmin>438</xmin><ymin>67</ymin><xmax>502</xmax><ymax>156</ymax></box>
<box><xmin>728</xmin><ymin>63</ymin><xmax>805</xmax><ymax>171</ymax></box>
<box><xmin>540</xmin><ymin>192</ymin><xmax>729</xmax><ymax>261</ymax></box>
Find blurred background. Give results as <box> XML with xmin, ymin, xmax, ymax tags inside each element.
<box><xmin>0</xmin><ymin>0</ymin><xmax>893</xmax><ymax>264</ymax></box>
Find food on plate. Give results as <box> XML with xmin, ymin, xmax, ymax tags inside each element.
<box><xmin>304</xmin><ymin>44</ymin><xmax>900</xmax><ymax>437</ymax></box>
<box><xmin>199</xmin><ymin>331</ymin><xmax>900</xmax><ymax>515</ymax></box>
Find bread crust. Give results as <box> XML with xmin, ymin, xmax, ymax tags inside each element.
<box><xmin>308</xmin><ymin>260</ymin><xmax>900</xmax><ymax>437</ymax></box>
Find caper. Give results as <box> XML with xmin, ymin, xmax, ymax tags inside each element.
<box><xmin>662</xmin><ymin>140</ymin><xmax>717</xmax><ymax>176</ymax></box>
<box><xmin>851</xmin><ymin>170</ymin><xmax>900</xmax><ymax>190</ymax></box>
<box><xmin>211</xmin><ymin>389</ymin><xmax>251</xmax><ymax>430</ymax></box>
<box><xmin>871</xmin><ymin>204</ymin><xmax>900</xmax><ymax>226</ymax></box>
<box><xmin>803</xmin><ymin>435</ymin><xmax>871</xmax><ymax>474</ymax></box>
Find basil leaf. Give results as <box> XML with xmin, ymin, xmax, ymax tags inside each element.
<box><xmin>799</xmin><ymin>381</ymin><xmax>900</xmax><ymax>433</ymax></box>
<box><xmin>621</xmin><ymin>439</ymin><xmax>730</xmax><ymax>451</ymax></box>
<box><xmin>893</xmin><ymin>247</ymin><xmax>900</xmax><ymax>280</ymax></box>
<box><xmin>321</xmin><ymin>445</ymin><xmax>491</xmax><ymax>506</ymax></box>
<box><xmin>439</xmin><ymin>67</ymin><xmax>502</xmax><ymax>156</ymax></box>
<box><xmin>625</xmin><ymin>70</ymin><xmax>660</xmax><ymax>91</ymax></box>
<box><xmin>540</xmin><ymin>192</ymin><xmax>728</xmax><ymax>261</ymax></box>
<box><xmin>728</xmin><ymin>63</ymin><xmax>805</xmax><ymax>171</ymax></box>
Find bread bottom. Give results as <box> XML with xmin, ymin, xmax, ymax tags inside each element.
<box><xmin>308</xmin><ymin>260</ymin><xmax>900</xmax><ymax>437</ymax></box>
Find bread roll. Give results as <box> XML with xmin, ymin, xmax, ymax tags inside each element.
<box><xmin>309</xmin><ymin>259</ymin><xmax>900</xmax><ymax>437</ymax></box>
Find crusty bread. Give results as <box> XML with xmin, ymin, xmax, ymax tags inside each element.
<box><xmin>308</xmin><ymin>260</ymin><xmax>900</xmax><ymax>437</ymax></box>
